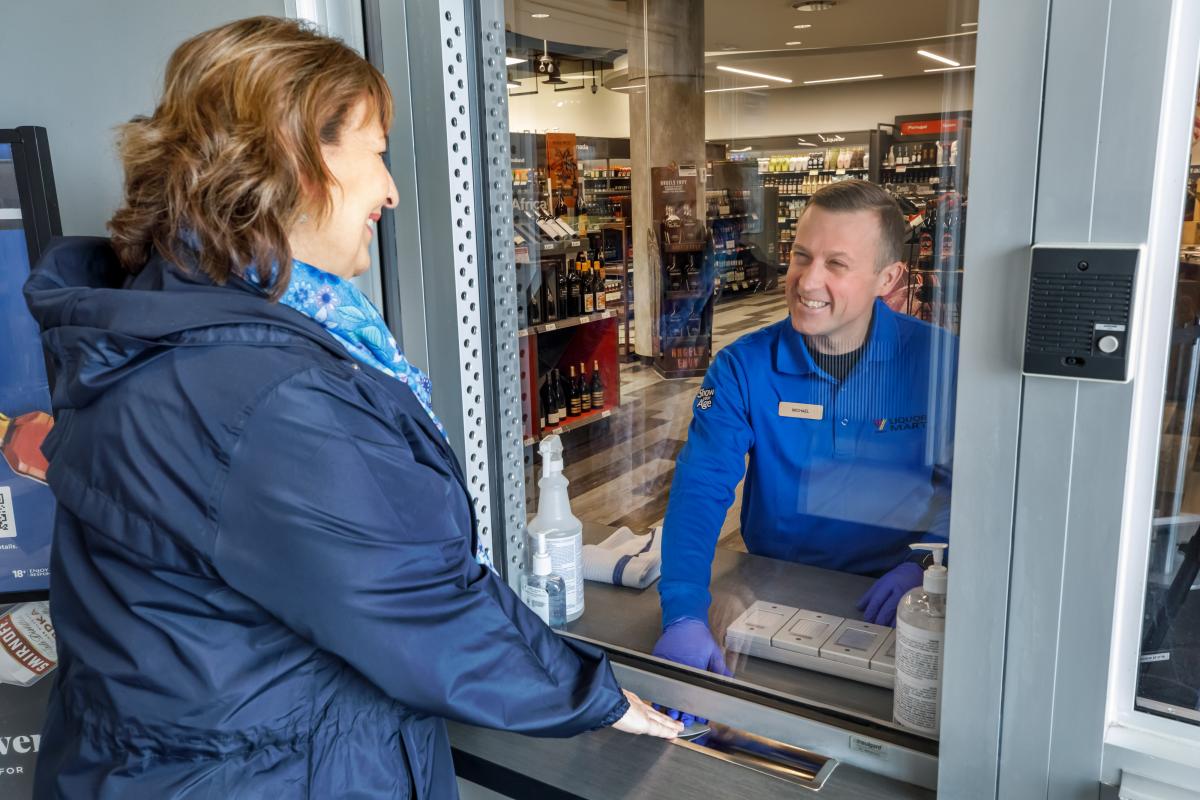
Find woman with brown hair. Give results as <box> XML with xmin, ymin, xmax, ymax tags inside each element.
<box><xmin>24</xmin><ymin>16</ymin><xmax>679</xmax><ymax>799</ymax></box>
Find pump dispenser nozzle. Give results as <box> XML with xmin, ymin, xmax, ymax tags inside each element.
<box><xmin>909</xmin><ymin>543</ymin><xmax>948</xmax><ymax>594</ymax></box>
<box><xmin>539</xmin><ymin>434</ymin><xmax>564</xmax><ymax>476</ymax></box>
<box><xmin>531</xmin><ymin>532</ymin><xmax>552</xmax><ymax>577</ymax></box>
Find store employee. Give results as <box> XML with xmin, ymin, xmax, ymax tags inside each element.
<box><xmin>654</xmin><ymin>180</ymin><xmax>957</xmax><ymax>677</ymax></box>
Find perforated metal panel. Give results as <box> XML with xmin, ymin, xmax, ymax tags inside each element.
<box><xmin>476</xmin><ymin>0</ymin><xmax>528</xmax><ymax>588</ymax></box>
<box><xmin>1022</xmin><ymin>244</ymin><xmax>1141</xmax><ymax>382</ymax></box>
<box><xmin>433</xmin><ymin>2</ymin><xmax>494</xmax><ymax>562</ymax></box>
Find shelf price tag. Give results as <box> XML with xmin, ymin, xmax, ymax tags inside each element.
<box><xmin>544</xmin><ymin>322</ymin><xmax>557</xmax><ymax>331</ymax></box>
<box><xmin>809</xmin><ymin>169</ymin><xmax>819</xmax><ymax>176</ymax></box>
<box><xmin>896</xmin><ymin>166</ymin><xmax>907</xmax><ymax>173</ymax></box>
<box><xmin>836</xmin><ymin>169</ymin><xmax>846</xmax><ymax>175</ymax></box>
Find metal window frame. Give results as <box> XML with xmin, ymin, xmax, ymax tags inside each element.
<box><xmin>986</xmin><ymin>0</ymin><xmax>1200</xmax><ymax>796</ymax></box>
<box><xmin>1099</xmin><ymin>0</ymin><xmax>1200</xmax><ymax>791</ymax></box>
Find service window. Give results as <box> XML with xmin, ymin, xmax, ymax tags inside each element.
<box><xmin>495</xmin><ymin>0</ymin><xmax>975</xmax><ymax>745</ymax></box>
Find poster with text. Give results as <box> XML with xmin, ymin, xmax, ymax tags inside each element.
<box><xmin>0</xmin><ymin>143</ymin><xmax>55</xmax><ymax>595</ymax></box>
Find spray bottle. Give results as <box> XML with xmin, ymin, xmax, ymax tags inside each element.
<box><xmin>521</xmin><ymin>532</ymin><xmax>567</xmax><ymax>628</ymax></box>
<box><xmin>893</xmin><ymin>543</ymin><xmax>948</xmax><ymax>737</ymax></box>
<box><xmin>526</xmin><ymin>435</ymin><xmax>585</xmax><ymax>621</ymax></box>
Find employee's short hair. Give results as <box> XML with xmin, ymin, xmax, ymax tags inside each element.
<box><xmin>107</xmin><ymin>16</ymin><xmax>393</xmax><ymax>299</ymax></box>
<box><xmin>805</xmin><ymin>179</ymin><xmax>906</xmax><ymax>270</ymax></box>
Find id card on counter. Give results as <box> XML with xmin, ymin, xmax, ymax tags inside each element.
<box><xmin>778</xmin><ymin>402</ymin><xmax>823</xmax><ymax>421</ymax></box>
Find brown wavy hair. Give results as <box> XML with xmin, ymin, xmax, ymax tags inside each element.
<box><xmin>108</xmin><ymin>16</ymin><xmax>393</xmax><ymax>298</ymax></box>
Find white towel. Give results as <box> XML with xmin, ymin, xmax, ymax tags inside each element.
<box><xmin>583</xmin><ymin>526</ymin><xmax>662</xmax><ymax>589</ymax></box>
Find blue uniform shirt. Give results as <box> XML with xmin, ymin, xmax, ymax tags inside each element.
<box><xmin>660</xmin><ymin>299</ymin><xmax>958</xmax><ymax>625</ymax></box>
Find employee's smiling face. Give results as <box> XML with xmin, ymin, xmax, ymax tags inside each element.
<box><xmin>786</xmin><ymin>206</ymin><xmax>903</xmax><ymax>354</ymax></box>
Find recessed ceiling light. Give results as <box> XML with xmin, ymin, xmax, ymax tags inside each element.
<box><xmin>924</xmin><ymin>65</ymin><xmax>976</xmax><ymax>73</ymax></box>
<box><xmin>961</xmin><ymin>22</ymin><xmax>978</xmax><ymax>27</ymax></box>
<box><xmin>705</xmin><ymin>84</ymin><xmax>770</xmax><ymax>93</ymax></box>
<box><xmin>792</xmin><ymin>1</ymin><xmax>836</xmax><ymax>11</ymax></box>
<box><xmin>917</xmin><ymin>50</ymin><xmax>960</xmax><ymax>67</ymax></box>
<box><xmin>716</xmin><ymin>65</ymin><xmax>792</xmax><ymax>84</ymax></box>
<box><xmin>505</xmin><ymin>56</ymin><xmax>524</xmax><ymax>66</ymax></box>
<box><xmin>786</xmin><ymin>41</ymin><xmax>803</xmax><ymax>46</ymax></box>
<box><xmin>794</xmin><ymin>24</ymin><xmax>812</xmax><ymax>29</ymax></box>
<box><xmin>531</xmin><ymin>12</ymin><xmax>550</xmax><ymax>19</ymax></box>
<box><xmin>803</xmin><ymin>73</ymin><xmax>883</xmax><ymax>85</ymax></box>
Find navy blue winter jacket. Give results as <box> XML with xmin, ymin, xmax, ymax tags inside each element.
<box><xmin>23</xmin><ymin>237</ymin><xmax>627</xmax><ymax>799</ymax></box>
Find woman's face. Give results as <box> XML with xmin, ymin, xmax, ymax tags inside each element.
<box><xmin>289</xmin><ymin>100</ymin><xmax>398</xmax><ymax>279</ymax></box>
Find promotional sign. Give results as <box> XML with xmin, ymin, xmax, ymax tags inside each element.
<box><xmin>899</xmin><ymin>118</ymin><xmax>960</xmax><ymax>136</ymax></box>
<box><xmin>0</xmin><ymin>142</ymin><xmax>55</xmax><ymax>595</ymax></box>
<box><xmin>544</xmin><ymin>131</ymin><xmax>577</xmax><ymax>208</ymax></box>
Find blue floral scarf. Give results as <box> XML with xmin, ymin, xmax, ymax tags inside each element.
<box><xmin>273</xmin><ymin>260</ymin><xmax>448</xmax><ymax>443</ymax></box>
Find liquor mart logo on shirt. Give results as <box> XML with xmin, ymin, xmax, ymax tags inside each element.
<box><xmin>874</xmin><ymin>415</ymin><xmax>928</xmax><ymax>432</ymax></box>
<box><xmin>0</xmin><ymin>486</ymin><xmax>15</xmax><ymax>539</ymax></box>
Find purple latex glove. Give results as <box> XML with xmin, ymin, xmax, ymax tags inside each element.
<box><xmin>651</xmin><ymin>618</ymin><xmax>732</xmax><ymax>725</ymax></box>
<box><xmin>857</xmin><ymin>561</ymin><xmax>924</xmax><ymax>627</ymax></box>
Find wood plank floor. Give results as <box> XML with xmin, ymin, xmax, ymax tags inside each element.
<box><xmin>534</xmin><ymin>286</ymin><xmax>789</xmax><ymax>552</ymax></box>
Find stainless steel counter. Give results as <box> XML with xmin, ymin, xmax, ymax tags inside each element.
<box><xmin>450</xmin><ymin>720</ymin><xmax>935</xmax><ymax>800</ymax></box>
<box><xmin>448</xmin><ymin>526</ymin><xmax>939</xmax><ymax>798</ymax></box>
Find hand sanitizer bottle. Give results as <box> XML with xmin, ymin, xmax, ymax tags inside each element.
<box><xmin>526</xmin><ymin>435</ymin><xmax>585</xmax><ymax>621</ymax></box>
<box><xmin>893</xmin><ymin>543</ymin><xmax>948</xmax><ymax>737</ymax></box>
<box><xmin>521</xmin><ymin>532</ymin><xmax>567</xmax><ymax>628</ymax></box>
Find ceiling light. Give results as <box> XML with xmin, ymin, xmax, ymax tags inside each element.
<box><xmin>961</xmin><ymin>22</ymin><xmax>978</xmax><ymax>27</ymax></box>
<box><xmin>793</xmin><ymin>24</ymin><xmax>812</xmax><ymax>29</ymax></box>
<box><xmin>792</xmin><ymin>1</ymin><xmax>835</xmax><ymax>10</ymax></box>
<box><xmin>505</xmin><ymin>56</ymin><xmax>525</xmax><ymax>66</ymax></box>
<box><xmin>705</xmin><ymin>84</ymin><xmax>770</xmax><ymax>93</ymax></box>
<box><xmin>803</xmin><ymin>73</ymin><xmax>883</xmax><ymax>85</ymax></box>
<box><xmin>786</xmin><ymin>41</ymin><xmax>803</xmax><ymax>46</ymax></box>
<box><xmin>611</xmin><ymin>84</ymin><xmax>645</xmax><ymax>91</ymax></box>
<box><xmin>924</xmin><ymin>65</ymin><xmax>976</xmax><ymax>73</ymax></box>
<box><xmin>917</xmin><ymin>50</ymin><xmax>960</xmax><ymax>67</ymax></box>
<box><xmin>716</xmin><ymin>65</ymin><xmax>792</xmax><ymax>84</ymax></box>
<box><xmin>531</xmin><ymin>12</ymin><xmax>550</xmax><ymax>19</ymax></box>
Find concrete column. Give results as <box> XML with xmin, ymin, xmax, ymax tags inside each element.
<box><xmin>627</xmin><ymin>0</ymin><xmax>706</xmax><ymax>357</ymax></box>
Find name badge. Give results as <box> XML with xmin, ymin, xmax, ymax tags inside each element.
<box><xmin>779</xmin><ymin>402</ymin><xmax>823</xmax><ymax>420</ymax></box>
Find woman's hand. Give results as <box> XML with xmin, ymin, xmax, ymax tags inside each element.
<box><xmin>611</xmin><ymin>690</ymin><xmax>685</xmax><ymax>739</ymax></box>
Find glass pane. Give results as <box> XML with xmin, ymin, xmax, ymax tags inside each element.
<box><xmin>501</xmin><ymin>0</ymin><xmax>974</xmax><ymax>739</ymax></box>
<box><xmin>1138</xmin><ymin>84</ymin><xmax>1200</xmax><ymax>728</ymax></box>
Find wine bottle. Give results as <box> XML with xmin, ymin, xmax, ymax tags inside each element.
<box><xmin>544</xmin><ymin>269</ymin><xmax>558</xmax><ymax>321</ymax></box>
<box><xmin>590</xmin><ymin>360</ymin><xmax>604</xmax><ymax>409</ymax></box>
<box><xmin>582</xmin><ymin>261</ymin><xmax>595</xmax><ymax>314</ymax></box>
<box><xmin>594</xmin><ymin>255</ymin><xmax>607</xmax><ymax>311</ymax></box>
<box><xmin>528</xmin><ymin>271</ymin><xmax>543</xmax><ymax>325</ymax></box>
<box><xmin>556</xmin><ymin>261</ymin><xmax>569</xmax><ymax>319</ymax></box>
<box><xmin>555</xmin><ymin>369</ymin><xmax>568</xmax><ymax>423</ymax></box>
<box><xmin>545</xmin><ymin>372</ymin><xmax>561</xmax><ymax>426</ymax></box>
<box><xmin>579</xmin><ymin>362</ymin><xmax>591</xmax><ymax>412</ymax></box>
<box><xmin>568</xmin><ymin>365</ymin><xmax>582</xmax><ymax>417</ymax></box>
<box><xmin>535</xmin><ymin>204</ymin><xmax>566</xmax><ymax>241</ymax></box>
<box><xmin>567</xmin><ymin>258</ymin><xmax>582</xmax><ymax>317</ymax></box>
<box><xmin>539</xmin><ymin>381</ymin><xmax>549</xmax><ymax>429</ymax></box>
